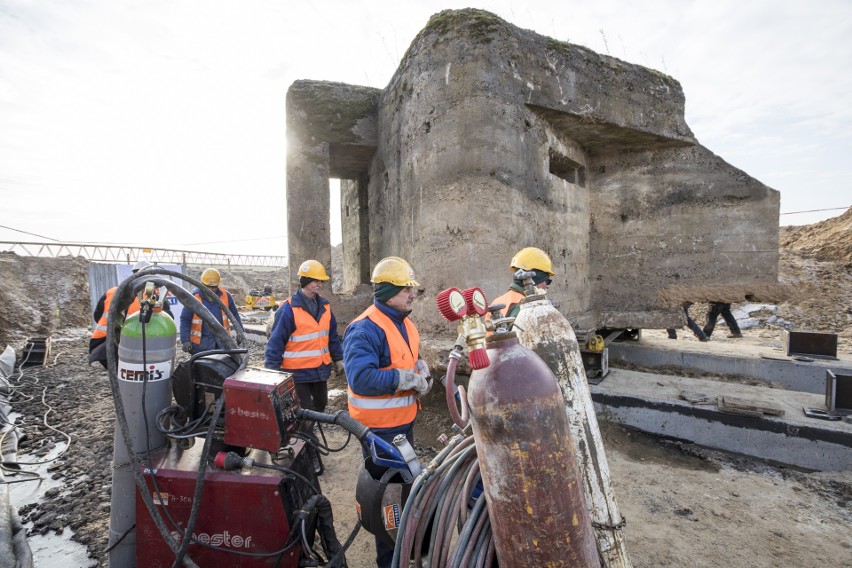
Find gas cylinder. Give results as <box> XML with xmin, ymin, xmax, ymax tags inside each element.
<box><xmin>467</xmin><ymin>331</ymin><xmax>599</xmax><ymax>567</ymax></box>
<box><xmin>514</xmin><ymin>295</ymin><xmax>632</xmax><ymax>567</ymax></box>
<box><xmin>109</xmin><ymin>306</ymin><xmax>176</xmax><ymax>568</ymax></box>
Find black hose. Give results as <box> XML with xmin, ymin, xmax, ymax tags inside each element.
<box><xmin>133</xmin><ymin>275</ymin><xmax>245</xmax><ymax>357</ymax></box>
<box><xmin>297</xmin><ymin>494</ymin><xmax>348</xmax><ymax>567</ymax></box>
<box><xmin>326</xmin><ymin>520</ymin><xmax>360</xmax><ymax>568</ymax></box>
<box><xmin>170</xmin><ymin>393</ymin><xmax>226</xmax><ymax>568</ymax></box>
<box><xmin>296</xmin><ymin>408</ymin><xmax>369</xmax><ymax>441</ymax></box>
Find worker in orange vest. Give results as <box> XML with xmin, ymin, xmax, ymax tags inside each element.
<box><xmin>264</xmin><ymin>260</ymin><xmax>344</xmax><ymax>414</ymax></box>
<box><xmin>89</xmin><ymin>260</ymin><xmax>172</xmax><ymax>368</ymax></box>
<box><xmin>342</xmin><ymin>256</ymin><xmax>431</xmax><ymax>568</ymax></box>
<box><xmin>490</xmin><ymin>246</ymin><xmax>555</xmax><ymax>319</ymax></box>
<box><xmin>179</xmin><ymin>268</ymin><xmax>241</xmax><ymax>355</ymax></box>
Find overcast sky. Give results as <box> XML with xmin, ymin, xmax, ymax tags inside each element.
<box><xmin>1</xmin><ymin>0</ymin><xmax>849</xmax><ymax>257</ymax></box>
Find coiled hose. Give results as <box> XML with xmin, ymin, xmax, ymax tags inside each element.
<box><xmin>391</xmin><ymin>434</ymin><xmax>496</xmax><ymax>567</ymax></box>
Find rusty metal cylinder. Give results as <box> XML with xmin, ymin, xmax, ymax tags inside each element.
<box><xmin>467</xmin><ymin>332</ymin><xmax>599</xmax><ymax>567</ymax></box>
<box><xmin>514</xmin><ymin>295</ymin><xmax>632</xmax><ymax>567</ymax></box>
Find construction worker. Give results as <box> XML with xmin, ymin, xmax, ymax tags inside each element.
<box><xmin>179</xmin><ymin>268</ymin><xmax>241</xmax><ymax>355</ymax></box>
<box><xmin>704</xmin><ymin>301</ymin><xmax>743</xmax><ymax>338</ymax></box>
<box><xmin>343</xmin><ymin>256</ymin><xmax>431</xmax><ymax>568</ymax></box>
<box><xmin>667</xmin><ymin>302</ymin><xmax>709</xmax><ymax>341</ymax></box>
<box><xmin>89</xmin><ymin>260</ymin><xmax>172</xmax><ymax>368</ymax></box>
<box><xmin>491</xmin><ymin>247</ymin><xmax>555</xmax><ymax>319</ymax></box>
<box><xmin>265</xmin><ymin>260</ymin><xmax>344</xmax><ymax>415</ymax></box>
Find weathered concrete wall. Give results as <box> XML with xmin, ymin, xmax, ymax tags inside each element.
<box><xmin>285</xmin><ymin>9</ymin><xmax>780</xmax><ymax>333</ymax></box>
<box><xmin>589</xmin><ymin>146</ymin><xmax>780</xmax><ymax>327</ymax></box>
<box><xmin>286</xmin><ymin>81</ymin><xmax>380</xmax><ymax>291</ymax></box>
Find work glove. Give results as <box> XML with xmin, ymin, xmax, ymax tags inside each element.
<box><xmin>334</xmin><ymin>360</ymin><xmax>345</xmax><ymax>379</ymax></box>
<box><xmin>181</xmin><ymin>342</ymin><xmax>191</xmax><ymax>353</ymax></box>
<box><xmin>415</xmin><ymin>359</ymin><xmax>431</xmax><ymax>381</ymax></box>
<box><xmin>396</xmin><ymin>369</ymin><xmax>429</xmax><ymax>396</ymax></box>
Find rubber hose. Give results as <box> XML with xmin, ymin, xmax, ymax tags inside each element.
<box><xmin>431</xmin><ymin>446</ymin><xmax>478</xmax><ymax>566</ymax></box>
<box><xmin>296</xmin><ymin>409</ymin><xmax>369</xmax><ymax>441</ymax></box>
<box><xmin>456</xmin><ymin>491</ymin><xmax>491</xmax><ymax>567</ymax></box>
<box><xmin>392</xmin><ymin>434</ymin><xmax>473</xmax><ymax>567</ymax></box>
<box><xmin>135</xmin><ymin>267</ymin><xmax>247</xmax><ymax>341</ymax></box>
<box><xmin>312</xmin><ymin>495</ymin><xmax>348</xmax><ymax>567</ymax></box>
<box><xmin>460</xmin><ymin>460</ymin><xmax>481</xmax><ymax>525</ymax></box>
<box><xmin>444</xmin><ymin>354</ymin><xmax>469</xmax><ymax>428</ymax></box>
<box><xmin>398</xmin><ymin>443</ymin><xmax>471</xmax><ymax>566</ymax></box>
<box><xmin>440</xmin><ymin>457</ymin><xmax>481</xmax><ymax>566</ymax></box>
<box><xmin>134</xmin><ymin>276</ymin><xmax>242</xmax><ymax>357</ymax></box>
<box><xmin>447</xmin><ymin>492</ymin><xmax>488</xmax><ymax>568</ymax></box>
<box><xmin>170</xmin><ymin>394</ymin><xmax>225</xmax><ymax>568</ymax></box>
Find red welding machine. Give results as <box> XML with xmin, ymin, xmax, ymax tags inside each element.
<box><xmin>136</xmin><ymin>367</ymin><xmax>317</xmax><ymax>567</ymax></box>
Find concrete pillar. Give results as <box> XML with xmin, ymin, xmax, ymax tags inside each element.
<box><xmin>286</xmin><ymin>141</ymin><xmax>331</xmax><ymax>294</ymax></box>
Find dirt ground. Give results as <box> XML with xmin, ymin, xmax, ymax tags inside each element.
<box><xmin>6</xmin><ymin>335</ymin><xmax>850</xmax><ymax>568</ymax></box>
<box><xmin>2</xmin><ymin>210</ymin><xmax>851</xmax><ymax>567</ymax></box>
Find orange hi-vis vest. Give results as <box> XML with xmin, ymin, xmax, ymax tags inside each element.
<box><xmin>280</xmin><ymin>298</ymin><xmax>332</xmax><ymax>370</ymax></box>
<box><xmin>190</xmin><ymin>289</ymin><xmax>231</xmax><ymax>345</ymax></box>
<box><xmin>347</xmin><ymin>305</ymin><xmax>420</xmax><ymax>429</ymax></box>
<box><xmin>92</xmin><ymin>287</ymin><xmax>117</xmax><ymax>339</ymax></box>
<box><xmin>487</xmin><ymin>289</ymin><xmax>525</xmax><ymax>320</ymax></box>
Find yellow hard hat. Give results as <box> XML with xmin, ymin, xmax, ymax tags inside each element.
<box><xmin>510</xmin><ymin>247</ymin><xmax>555</xmax><ymax>275</ymax></box>
<box><xmin>297</xmin><ymin>260</ymin><xmax>330</xmax><ymax>281</ymax></box>
<box><xmin>200</xmin><ymin>268</ymin><xmax>221</xmax><ymax>287</ymax></box>
<box><xmin>371</xmin><ymin>256</ymin><xmax>420</xmax><ymax>287</ymax></box>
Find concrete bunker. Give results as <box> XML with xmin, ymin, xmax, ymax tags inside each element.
<box><xmin>285</xmin><ymin>9</ymin><xmax>780</xmax><ymax>334</ymax></box>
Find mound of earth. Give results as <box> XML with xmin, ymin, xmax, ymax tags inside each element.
<box><xmin>780</xmin><ymin>207</ymin><xmax>852</xmax><ymax>267</ymax></box>
<box><xmin>0</xmin><ymin>253</ymin><xmax>90</xmax><ymax>348</ymax></box>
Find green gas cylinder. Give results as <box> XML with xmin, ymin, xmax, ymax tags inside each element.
<box><xmin>109</xmin><ymin>306</ymin><xmax>176</xmax><ymax>568</ymax></box>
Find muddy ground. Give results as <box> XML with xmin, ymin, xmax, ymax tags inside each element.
<box><xmin>7</xmin><ymin>333</ymin><xmax>851</xmax><ymax>568</ymax></box>
<box><xmin>2</xmin><ymin>209</ymin><xmax>851</xmax><ymax>567</ymax></box>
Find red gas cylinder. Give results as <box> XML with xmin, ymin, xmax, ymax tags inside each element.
<box><xmin>467</xmin><ymin>331</ymin><xmax>600</xmax><ymax>567</ymax></box>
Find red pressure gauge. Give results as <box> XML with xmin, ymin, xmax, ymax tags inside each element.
<box><xmin>462</xmin><ymin>287</ymin><xmax>488</xmax><ymax>316</ymax></box>
<box><xmin>436</xmin><ymin>288</ymin><xmax>468</xmax><ymax>321</ymax></box>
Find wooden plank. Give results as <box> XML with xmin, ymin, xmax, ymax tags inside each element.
<box><xmin>717</xmin><ymin>395</ymin><xmax>785</xmax><ymax>417</ymax></box>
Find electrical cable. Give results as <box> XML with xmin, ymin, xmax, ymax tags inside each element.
<box><xmin>103</xmin><ymin>522</ymin><xmax>136</xmax><ymax>553</ymax></box>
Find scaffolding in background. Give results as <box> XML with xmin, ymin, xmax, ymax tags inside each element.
<box><xmin>0</xmin><ymin>241</ymin><xmax>287</xmax><ymax>268</ymax></box>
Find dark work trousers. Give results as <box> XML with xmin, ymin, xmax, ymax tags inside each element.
<box><xmin>704</xmin><ymin>302</ymin><xmax>741</xmax><ymax>337</ymax></box>
<box><xmin>295</xmin><ymin>380</ymin><xmax>329</xmax><ymax>414</ymax></box>
<box><xmin>684</xmin><ymin>304</ymin><xmax>709</xmax><ymax>340</ymax></box>
<box><xmin>295</xmin><ymin>381</ymin><xmax>328</xmax><ymax>437</ymax></box>
<box><xmin>669</xmin><ymin>305</ymin><xmax>708</xmax><ymax>340</ymax></box>
<box><xmin>296</xmin><ymin>381</ymin><xmax>329</xmax><ymax>475</ymax></box>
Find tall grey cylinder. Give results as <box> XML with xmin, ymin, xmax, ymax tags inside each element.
<box><xmin>108</xmin><ymin>312</ymin><xmax>176</xmax><ymax>568</ymax></box>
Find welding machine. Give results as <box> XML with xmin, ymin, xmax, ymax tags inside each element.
<box><xmin>136</xmin><ymin>366</ymin><xmax>318</xmax><ymax>567</ymax></box>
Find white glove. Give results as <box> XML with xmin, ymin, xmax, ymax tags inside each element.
<box><xmin>418</xmin><ymin>376</ymin><xmax>433</xmax><ymax>399</ymax></box>
<box><xmin>334</xmin><ymin>360</ymin><xmax>345</xmax><ymax>378</ymax></box>
<box><xmin>396</xmin><ymin>369</ymin><xmax>428</xmax><ymax>396</ymax></box>
<box><xmin>415</xmin><ymin>359</ymin><xmax>431</xmax><ymax>381</ymax></box>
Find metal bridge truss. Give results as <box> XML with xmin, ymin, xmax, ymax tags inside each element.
<box><xmin>0</xmin><ymin>241</ymin><xmax>287</xmax><ymax>268</ymax></box>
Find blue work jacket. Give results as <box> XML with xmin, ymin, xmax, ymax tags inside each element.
<box><xmin>343</xmin><ymin>299</ymin><xmax>420</xmax><ymax>439</ymax></box>
<box><xmin>179</xmin><ymin>287</ymin><xmax>242</xmax><ymax>352</ymax></box>
<box><xmin>264</xmin><ymin>292</ymin><xmax>343</xmax><ymax>383</ymax></box>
